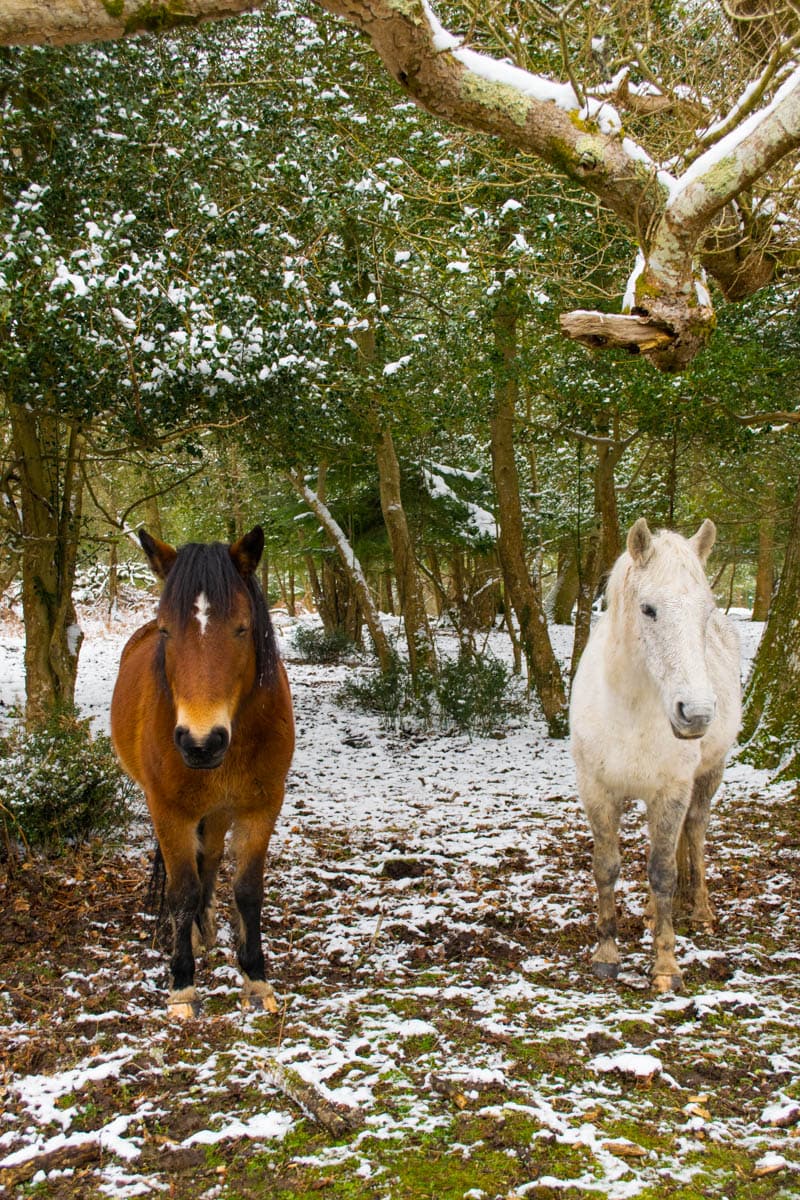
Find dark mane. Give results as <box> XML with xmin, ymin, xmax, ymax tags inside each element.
<box><xmin>158</xmin><ymin>542</ymin><xmax>279</xmax><ymax>689</ymax></box>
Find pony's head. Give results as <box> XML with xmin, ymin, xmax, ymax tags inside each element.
<box><xmin>139</xmin><ymin>527</ymin><xmax>277</xmax><ymax>770</ymax></box>
<box><xmin>609</xmin><ymin>517</ymin><xmax>719</xmax><ymax>740</ymax></box>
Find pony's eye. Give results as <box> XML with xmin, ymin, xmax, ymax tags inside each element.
<box><xmin>640</xmin><ymin>604</ymin><xmax>657</xmax><ymax>620</ymax></box>
<box><xmin>158</xmin><ymin>626</ymin><xmax>170</xmax><ymax>639</ymax></box>
<box><xmin>234</xmin><ymin>625</ymin><xmax>249</xmax><ymax>638</ymax></box>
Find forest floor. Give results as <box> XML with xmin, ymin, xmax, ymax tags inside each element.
<box><xmin>0</xmin><ymin>605</ymin><xmax>799</xmax><ymax>1199</ymax></box>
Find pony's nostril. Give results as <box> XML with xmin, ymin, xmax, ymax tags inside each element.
<box><xmin>206</xmin><ymin>726</ymin><xmax>230</xmax><ymax>758</ymax></box>
<box><xmin>174</xmin><ymin>725</ymin><xmax>189</xmax><ymax>750</ymax></box>
<box><xmin>675</xmin><ymin>699</ymin><xmax>714</xmax><ymax>731</ymax></box>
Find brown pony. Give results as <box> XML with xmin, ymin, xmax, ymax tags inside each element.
<box><xmin>111</xmin><ymin>527</ymin><xmax>294</xmax><ymax>1018</ymax></box>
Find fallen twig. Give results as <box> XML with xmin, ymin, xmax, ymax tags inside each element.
<box><xmin>262</xmin><ymin>1058</ymin><xmax>365</xmax><ymax>1138</ymax></box>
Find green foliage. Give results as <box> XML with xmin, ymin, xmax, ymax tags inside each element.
<box><xmin>340</xmin><ymin>650</ymin><xmax>526</xmax><ymax>735</ymax></box>
<box><xmin>293</xmin><ymin>623</ymin><xmax>356</xmax><ymax>664</ymax></box>
<box><xmin>436</xmin><ymin>651</ymin><xmax>526</xmax><ymax>734</ymax></box>
<box><xmin>0</xmin><ymin>708</ymin><xmax>134</xmax><ymax>856</ymax></box>
<box><xmin>339</xmin><ymin>658</ymin><xmax>434</xmax><ymax>730</ymax></box>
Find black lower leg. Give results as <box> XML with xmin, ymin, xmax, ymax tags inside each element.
<box><xmin>234</xmin><ymin>864</ymin><xmax>265</xmax><ymax>982</ymax></box>
<box><xmin>168</xmin><ymin>872</ymin><xmax>201</xmax><ymax>992</ymax></box>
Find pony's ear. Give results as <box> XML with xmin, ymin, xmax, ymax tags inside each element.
<box><xmin>627</xmin><ymin>517</ymin><xmax>654</xmax><ymax>565</ymax></box>
<box><xmin>139</xmin><ymin>529</ymin><xmax>177</xmax><ymax>580</ymax></box>
<box><xmin>690</xmin><ymin>518</ymin><xmax>716</xmax><ymax>564</ymax></box>
<box><xmin>230</xmin><ymin>526</ymin><xmax>264</xmax><ymax>578</ymax></box>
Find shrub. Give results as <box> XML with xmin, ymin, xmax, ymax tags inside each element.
<box><xmin>0</xmin><ymin>707</ymin><xmax>134</xmax><ymax>857</ymax></box>
<box><xmin>339</xmin><ymin>658</ymin><xmax>434</xmax><ymax>729</ymax></box>
<box><xmin>293</xmin><ymin>623</ymin><xmax>356</xmax><ymax>664</ymax></box>
<box><xmin>340</xmin><ymin>651</ymin><xmax>526</xmax><ymax>736</ymax></box>
<box><xmin>435</xmin><ymin>653</ymin><xmax>526</xmax><ymax>734</ymax></box>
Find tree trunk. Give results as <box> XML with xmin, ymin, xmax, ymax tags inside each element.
<box><xmin>107</xmin><ymin>540</ymin><xmax>119</xmax><ymax>620</ymax></box>
<box><xmin>545</xmin><ymin>538</ymin><xmax>580</xmax><ymax>625</ymax></box>
<box><xmin>350</xmin><ymin>291</ymin><xmax>435</xmax><ymax>679</ymax></box>
<box><xmin>381</xmin><ymin>570</ymin><xmax>395</xmax><ymax>616</ymax></box>
<box><xmin>741</xmin><ymin>473</ymin><xmax>800</xmax><ymax>778</ymax></box>
<box><xmin>569</xmin><ymin>433</ymin><xmax>626</xmax><ymax>680</ymax></box>
<box><xmin>595</xmin><ymin>440</ymin><xmax>623</xmax><ymax>577</ymax></box>
<box><xmin>287</xmin><ymin>469</ymin><xmax>393</xmax><ymax>672</ymax></box>
<box><xmin>374</xmin><ymin>423</ymin><xmax>436</xmax><ymax>677</ymax></box>
<box><xmin>570</xmin><ymin>519</ymin><xmax>602</xmax><ymax>685</ymax></box>
<box><xmin>752</xmin><ymin>482</ymin><xmax>776</xmax><ymax>621</ymax></box>
<box><xmin>9</xmin><ymin>403</ymin><xmax>85</xmax><ymax>721</ymax></box>
<box><xmin>142</xmin><ymin>487</ymin><xmax>164</xmax><ymax>543</ymax></box>
<box><xmin>490</xmin><ymin>289</ymin><xmax>567</xmax><ymax>735</ymax></box>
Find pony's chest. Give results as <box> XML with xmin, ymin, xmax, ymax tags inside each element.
<box><xmin>597</xmin><ymin>713</ymin><xmax>698</xmax><ymax>796</ymax></box>
<box><xmin>573</xmin><ymin>667</ymin><xmax>698</xmax><ymax>796</ymax></box>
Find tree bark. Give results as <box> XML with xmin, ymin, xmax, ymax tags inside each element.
<box><xmin>0</xmin><ymin>0</ymin><xmax>268</xmax><ymax>46</ymax></box>
<box><xmin>752</xmin><ymin>482</ymin><xmax>776</xmax><ymax>621</ymax></box>
<box><xmin>490</xmin><ymin>288</ymin><xmax>567</xmax><ymax>735</ymax></box>
<box><xmin>545</xmin><ymin>538</ymin><xmax>580</xmax><ymax>625</ymax></box>
<box><xmin>741</xmin><ymin>473</ymin><xmax>800</xmax><ymax>778</ymax></box>
<box><xmin>350</xmin><ymin>297</ymin><xmax>436</xmax><ymax>678</ymax></box>
<box><xmin>286</xmin><ymin>469</ymin><xmax>393</xmax><ymax>672</ymax></box>
<box><xmin>8</xmin><ymin>403</ymin><xmax>85</xmax><ymax>721</ymax></box>
<box><xmin>570</xmin><ymin>518</ymin><xmax>602</xmax><ymax>685</ymax></box>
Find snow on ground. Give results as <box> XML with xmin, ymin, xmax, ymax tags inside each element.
<box><xmin>1</xmin><ymin>603</ymin><xmax>799</xmax><ymax>1198</ymax></box>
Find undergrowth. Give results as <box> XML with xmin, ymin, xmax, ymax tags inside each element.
<box><xmin>340</xmin><ymin>650</ymin><xmax>526</xmax><ymax>735</ymax></box>
<box><xmin>293</xmin><ymin>623</ymin><xmax>356</xmax><ymax>664</ymax></box>
<box><xmin>0</xmin><ymin>706</ymin><xmax>134</xmax><ymax>857</ymax></box>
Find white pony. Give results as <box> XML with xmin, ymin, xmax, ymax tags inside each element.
<box><xmin>570</xmin><ymin>518</ymin><xmax>741</xmax><ymax>992</ymax></box>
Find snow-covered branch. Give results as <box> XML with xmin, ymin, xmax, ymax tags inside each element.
<box><xmin>286</xmin><ymin>468</ymin><xmax>393</xmax><ymax>670</ymax></box>
<box><xmin>650</xmin><ymin>66</ymin><xmax>800</xmax><ymax>293</ymax></box>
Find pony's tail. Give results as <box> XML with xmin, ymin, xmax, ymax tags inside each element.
<box><xmin>146</xmin><ymin>842</ymin><xmax>167</xmax><ymax>920</ymax></box>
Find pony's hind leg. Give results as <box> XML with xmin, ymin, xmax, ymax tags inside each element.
<box><xmin>231</xmin><ymin>808</ymin><xmax>280</xmax><ymax>1013</ymax></box>
<box><xmin>646</xmin><ymin>792</ymin><xmax>691</xmax><ymax>993</ymax></box>
<box><xmin>675</xmin><ymin>762</ymin><xmax>724</xmax><ymax>928</ymax></box>
<box><xmin>581</xmin><ymin>782</ymin><xmax>625</xmax><ymax>981</ymax></box>
<box><xmin>193</xmin><ymin>811</ymin><xmax>230</xmax><ymax>953</ymax></box>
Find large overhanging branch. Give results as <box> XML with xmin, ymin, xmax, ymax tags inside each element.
<box><xmin>3</xmin><ymin>0</ymin><xmax>800</xmax><ymax>372</ymax></box>
<box><xmin>0</xmin><ymin>0</ymin><xmax>267</xmax><ymax>46</ymax></box>
<box><xmin>312</xmin><ymin>1</ymin><xmax>800</xmax><ymax>371</ymax></box>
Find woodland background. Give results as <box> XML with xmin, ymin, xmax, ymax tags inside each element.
<box><xmin>1</xmin><ymin>0</ymin><xmax>800</xmax><ymax>774</ymax></box>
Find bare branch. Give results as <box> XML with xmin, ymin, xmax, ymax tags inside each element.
<box><xmin>0</xmin><ymin>0</ymin><xmax>269</xmax><ymax>47</ymax></box>
<box><xmin>558</xmin><ymin>310</ymin><xmax>674</xmax><ymax>354</ymax></box>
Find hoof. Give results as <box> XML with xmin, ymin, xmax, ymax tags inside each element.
<box><xmin>652</xmin><ymin>972</ymin><xmax>684</xmax><ymax>994</ymax></box>
<box><xmin>167</xmin><ymin>986</ymin><xmax>201</xmax><ymax>1019</ymax></box>
<box><xmin>592</xmin><ymin>960</ymin><xmax>620</xmax><ymax>981</ymax></box>
<box><xmin>242</xmin><ymin>979</ymin><xmax>279</xmax><ymax>1014</ymax></box>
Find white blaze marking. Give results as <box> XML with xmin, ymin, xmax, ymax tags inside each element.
<box><xmin>194</xmin><ymin>591</ymin><xmax>210</xmax><ymax>636</ymax></box>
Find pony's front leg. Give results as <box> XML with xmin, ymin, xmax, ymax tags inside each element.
<box><xmin>231</xmin><ymin>807</ymin><xmax>281</xmax><ymax>1013</ymax></box>
<box><xmin>646</xmin><ymin>792</ymin><xmax>691</xmax><ymax>993</ymax></box>
<box><xmin>581</xmin><ymin>782</ymin><xmax>625</xmax><ymax>981</ymax></box>
<box><xmin>675</xmin><ymin>763</ymin><xmax>723</xmax><ymax>927</ymax></box>
<box><xmin>154</xmin><ymin>817</ymin><xmax>203</xmax><ymax>1018</ymax></box>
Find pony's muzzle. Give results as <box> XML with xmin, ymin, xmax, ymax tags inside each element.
<box><xmin>174</xmin><ymin>724</ymin><xmax>230</xmax><ymax>769</ymax></box>
<box><xmin>671</xmin><ymin>698</ymin><xmax>716</xmax><ymax>740</ymax></box>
